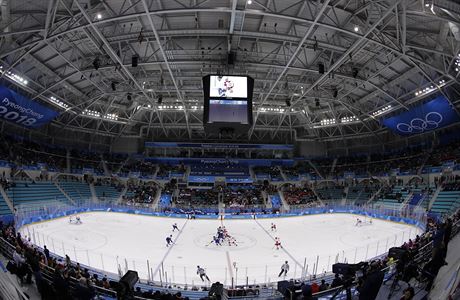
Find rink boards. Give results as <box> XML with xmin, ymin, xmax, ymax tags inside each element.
<box><xmin>19</xmin><ymin>211</ymin><xmax>422</xmax><ymax>287</ymax></box>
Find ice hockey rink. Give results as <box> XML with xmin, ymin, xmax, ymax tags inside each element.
<box><xmin>19</xmin><ymin>212</ymin><xmax>422</xmax><ymax>286</ymax></box>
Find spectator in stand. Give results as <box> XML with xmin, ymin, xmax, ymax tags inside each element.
<box><xmin>331</xmin><ymin>273</ymin><xmax>343</xmax><ymax>288</ymax></box>
<box><xmin>311</xmin><ymin>281</ymin><xmax>320</xmax><ymax>294</ymax></box>
<box><xmin>319</xmin><ymin>279</ymin><xmax>329</xmax><ymax>291</ymax></box>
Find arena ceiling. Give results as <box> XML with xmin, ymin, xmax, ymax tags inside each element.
<box><xmin>2</xmin><ymin>0</ymin><xmax>460</xmax><ymax>144</ymax></box>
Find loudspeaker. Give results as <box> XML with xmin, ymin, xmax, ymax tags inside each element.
<box><xmin>227</xmin><ymin>52</ymin><xmax>235</xmax><ymax>65</ymax></box>
<box><xmin>132</xmin><ymin>55</ymin><xmax>138</xmax><ymax>67</ymax></box>
<box><xmin>333</xmin><ymin>89</ymin><xmax>338</xmax><ymax>98</ymax></box>
<box><xmin>318</xmin><ymin>63</ymin><xmax>325</xmax><ymax>74</ymax></box>
<box><xmin>352</xmin><ymin>67</ymin><xmax>358</xmax><ymax>78</ymax></box>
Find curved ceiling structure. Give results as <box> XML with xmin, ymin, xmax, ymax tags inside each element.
<box><xmin>1</xmin><ymin>0</ymin><xmax>460</xmax><ymax>144</ymax></box>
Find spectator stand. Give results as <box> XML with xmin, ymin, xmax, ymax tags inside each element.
<box><xmin>93</xmin><ymin>177</ymin><xmax>124</xmax><ymax>203</ymax></box>
<box><xmin>314</xmin><ymin>181</ymin><xmax>345</xmax><ymax>205</ymax></box>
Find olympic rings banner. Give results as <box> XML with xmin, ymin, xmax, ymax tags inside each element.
<box><xmin>0</xmin><ymin>86</ymin><xmax>59</xmax><ymax>128</ymax></box>
<box><xmin>382</xmin><ymin>96</ymin><xmax>460</xmax><ymax>136</ymax></box>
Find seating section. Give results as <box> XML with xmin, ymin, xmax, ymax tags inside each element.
<box><xmin>94</xmin><ymin>185</ymin><xmax>121</xmax><ymax>201</ymax></box>
<box><xmin>176</xmin><ymin>188</ymin><xmax>218</xmax><ymax>206</ymax></box>
<box><xmin>374</xmin><ymin>186</ymin><xmax>409</xmax><ymax>209</ymax></box>
<box><xmin>6</xmin><ymin>181</ymin><xmax>70</xmax><ymax>208</ymax></box>
<box><xmin>431</xmin><ymin>191</ymin><xmax>460</xmax><ymax>214</ymax></box>
<box><xmin>316</xmin><ymin>185</ymin><xmax>344</xmax><ymax>203</ymax></box>
<box><xmin>157</xmin><ymin>164</ymin><xmax>185</xmax><ymax>180</ymax></box>
<box><xmin>253</xmin><ymin>166</ymin><xmax>283</xmax><ymax>181</ymax></box>
<box><xmin>283</xmin><ymin>185</ymin><xmax>316</xmax><ymax>205</ymax></box>
<box><xmin>58</xmin><ymin>181</ymin><xmax>92</xmax><ymax>204</ymax></box>
<box><xmin>0</xmin><ymin>192</ymin><xmax>11</xmax><ymax>216</ymax></box>
<box><xmin>346</xmin><ymin>184</ymin><xmax>380</xmax><ymax>205</ymax></box>
<box><xmin>222</xmin><ymin>185</ymin><xmax>263</xmax><ymax>207</ymax></box>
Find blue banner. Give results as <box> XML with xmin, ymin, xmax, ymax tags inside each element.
<box><xmin>145</xmin><ymin>142</ymin><xmax>293</xmax><ymax>150</ymax></box>
<box><xmin>188</xmin><ymin>175</ymin><xmax>215</xmax><ymax>183</ymax></box>
<box><xmin>144</xmin><ymin>157</ymin><xmax>295</xmax><ymax>167</ymax></box>
<box><xmin>226</xmin><ymin>177</ymin><xmax>253</xmax><ymax>183</ymax></box>
<box><xmin>0</xmin><ymin>86</ymin><xmax>59</xmax><ymax>128</ymax></box>
<box><xmin>382</xmin><ymin>96</ymin><xmax>460</xmax><ymax>136</ymax></box>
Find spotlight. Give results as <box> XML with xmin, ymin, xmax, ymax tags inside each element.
<box><xmin>318</xmin><ymin>63</ymin><xmax>325</xmax><ymax>74</ymax></box>
<box><xmin>247</xmin><ymin>0</ymin><xmax>252</xmax><ymax>4</ymax></box>
<box><xmin>131</xmin><ymin>55</ymin><xmax>138</xmax><ymax>68</ymax></box>
<box><xmin>352</xmin><ymin>68</ymin><xmax>358</xmax><ymax>78</ymax></box>
<box><xmin>354</xmin><ymin>26</ymin><xmax>359</xmax><ymax>32</ymax></box>
<box><xmin>96</xmin><ymin>13</ymin><xmax>102</xmax><ymax>20</ymax></box>
<box><xmin>93</xmin><ymin>57</ymin><xmax>100</xmax><ymax>70</ymax></box>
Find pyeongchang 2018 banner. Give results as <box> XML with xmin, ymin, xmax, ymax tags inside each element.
<box><xmin>0</xmin><ymin>86</ymin><xmax>59</xmax><ymax>128</ymax></box>
<box><xmin>382</xmin><ymin>96</ymin><xmax>460</xmax><ymax>136</ymax></box>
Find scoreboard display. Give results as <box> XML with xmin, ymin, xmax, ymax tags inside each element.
<box><xmin>202</xmin><ymin>75</ymin><xmax>254</xmax><ymax>135</ymax></box>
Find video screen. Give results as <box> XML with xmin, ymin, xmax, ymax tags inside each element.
<box><xmin>208</xmin><ymin>99</ymin><xmax>248</xmax><ymax>124</ymax></box>
<box><xmin>209</xmin><ymin>76</ymin><xmax>248</xmax><ymax>98</ymax></box>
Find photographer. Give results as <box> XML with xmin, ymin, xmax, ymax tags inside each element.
<box><xmin>357</xmin><ymin>261</ymin><xmax>385</xmax><ymax>300</ymax></box>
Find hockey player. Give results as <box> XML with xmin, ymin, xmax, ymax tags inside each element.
<box><xmin>197</xmin><ymin>266</ymin><xmax>210</xmax><ymax>281</ymax></box>
<box><xmin>227</xmin><ymin>236</ymin><xmax>238</xmax><ymax>246</ymax></box>
<box><xmin>210</xmin><ymin>235</ymin><xmax>221</xmax><ymax>246</ymax></box>
<box><xmin>355</xmin><ymin>218</ymin><xmax>362</xmax><ymax>226</ymax></box>
<box><xmin>278</xmin><ymin>261</ymin><xmax>289</xmax><ymax>277</ymax></box>
<box><xmin>271</xmin><ymin>223</ymin><xmax>277</xmax><ymax>232</ymax></box>
<box><xmin>172</xmin><ymin>223</ymin><xmax>179</xmax><ymax>232</ymax></box>
<box><xmin>75</xmin><ymin>215</ymin><xmax>82</xmax><ymax>224</ymax></box>
<box><xmin>166</xmin><ymin>235</ymin><xmax>174</xmax><ymax>247</ymax></box>
<box><xmin>274</xmin><ymin>237</ymin><xmax>282</xmax><ymax>250</ymax></box>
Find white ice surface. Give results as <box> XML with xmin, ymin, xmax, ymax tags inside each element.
<box><xmin>20</xmin><ymin>212</ymin><xmax>421</xmax><ymax>287</ymax></box>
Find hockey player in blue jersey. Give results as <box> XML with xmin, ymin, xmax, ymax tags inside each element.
<box><xmin>166</xmin><ymin>235</ymin><xmax>174</xmax><ymax>247</ymax></box>
<box><xmin>172</xmin><ymin>223</ymin><xmax>179</xmax><ymax>232</ymax></box>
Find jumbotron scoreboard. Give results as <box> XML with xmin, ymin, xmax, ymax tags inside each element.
<box><xmin>202</xmin><ymin>75</ymin><xmax>254</xmax><ymax>135</ymax></box>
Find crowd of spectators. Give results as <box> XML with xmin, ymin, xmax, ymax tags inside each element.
<box><xmin>69</xmin><ymin>150</ymin><xmax>105</xmax><ymax>175</ymax></box>
<box><xmin>191</xmin><ymin>162</ymin><xmax>248</xmax><ymax>176</ymax></box>
<box><xmin>441</xmin><ymin>176</ymin><xmax>460</xmax><ymax>191</ymax></box>
<box><xmin>119</xmin><ymin>161</ymin><xmax>156</xmax><ymax>178</ymax></box>
<box><xmin>123</xmin><ymin>181</ymin><xmax>158</xmax><ymax>205</ymax></box>
<box><xmin>283</xmin><ymin>184</ymin><xmax>317</xmax><ymax>205</ymax></box>
<box><xmin>253</xmin><ymin>166</ymin><xmax>281</xmax><ymax>179</ymax></box>
<box><xmin>425</xmin><ymin>139</ymin><xmax>460</xmax><ymax>167</ymax></box>
<box><xmin>175</xmin><ymin>188</ymin><xmax>219</xmax><ymax>207</ymax></box>
<box><xmin>222</xmin><ymin>185</ymin><xmax>263</xmax><ymax>207</ymax></box>
<box><xmin>157</xmin><ymin>164</ymin><xmax>186</xmax><ymax>179</ymax></box>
